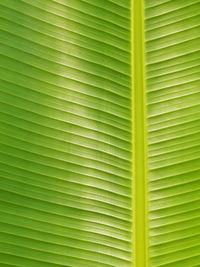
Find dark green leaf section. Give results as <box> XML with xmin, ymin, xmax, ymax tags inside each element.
<box><xmin>145</xmin><ymin>0</ymin><xmax>200</xmax><ymax>266</ymax></box>
<box><xmin>0</xmin><ymin>0</ymin><xmax>132</xmax><ymax>266</ymax></box>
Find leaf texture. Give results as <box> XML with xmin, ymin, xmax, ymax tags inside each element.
<box><xmin>145</xmin><ymin>0</ymin><xmax>200</xmax><ymax>266</ymax></box>
<box><xmin>0</xmin><ymin>0</ymin><xmax>132</xmax><ymax>266</ymax></box>
<box><xmin>0</xmin><ymin>0</ymin><xmax>200</xmax><ymax>266</ymax></box>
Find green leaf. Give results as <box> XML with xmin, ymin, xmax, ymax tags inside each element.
<box><xmin>0</xmin><ymin>0</ymin><xmax>132</xmax><ymax>266</ymax></box>
<box><xmin>0</xmin><ymin>0</ymin><xmax>199</xmax><ymax>267</ymax></box>
<box><xmin>146</xmin><ymin>0</ymin><xmax>200</xmax><ymax>266</ymax></box>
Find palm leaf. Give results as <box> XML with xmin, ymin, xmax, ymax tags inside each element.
<box><xmin>0</xmin><ymin>0</ymin><xmax>199</xmax><ymax>266</ymax></box>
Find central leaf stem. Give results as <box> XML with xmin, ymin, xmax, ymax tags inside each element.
<box><xmin>131</xmin><ymin>0</ymin><xmax>148</xmax><ymax>266</ymax></box>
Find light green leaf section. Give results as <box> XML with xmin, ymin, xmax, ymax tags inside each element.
<box><xmin>0</xmin><ymin>0</ymin><xmax>132</xmax><ymax>266</ymax></box>
<box><xmin>0</xmin><ymin>0</ymin><xmax>200</xmax><ymax>266</ymax></box>
<box><xmin>145</xmin><ymin>0</ymin><xmax>200</xmax><ymax>266</ymax></box>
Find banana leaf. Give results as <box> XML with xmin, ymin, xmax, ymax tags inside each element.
<box><xmin>0</xmin><ymin>0</ymin><xmax>199</xmax><ymax>266</ymax></box>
